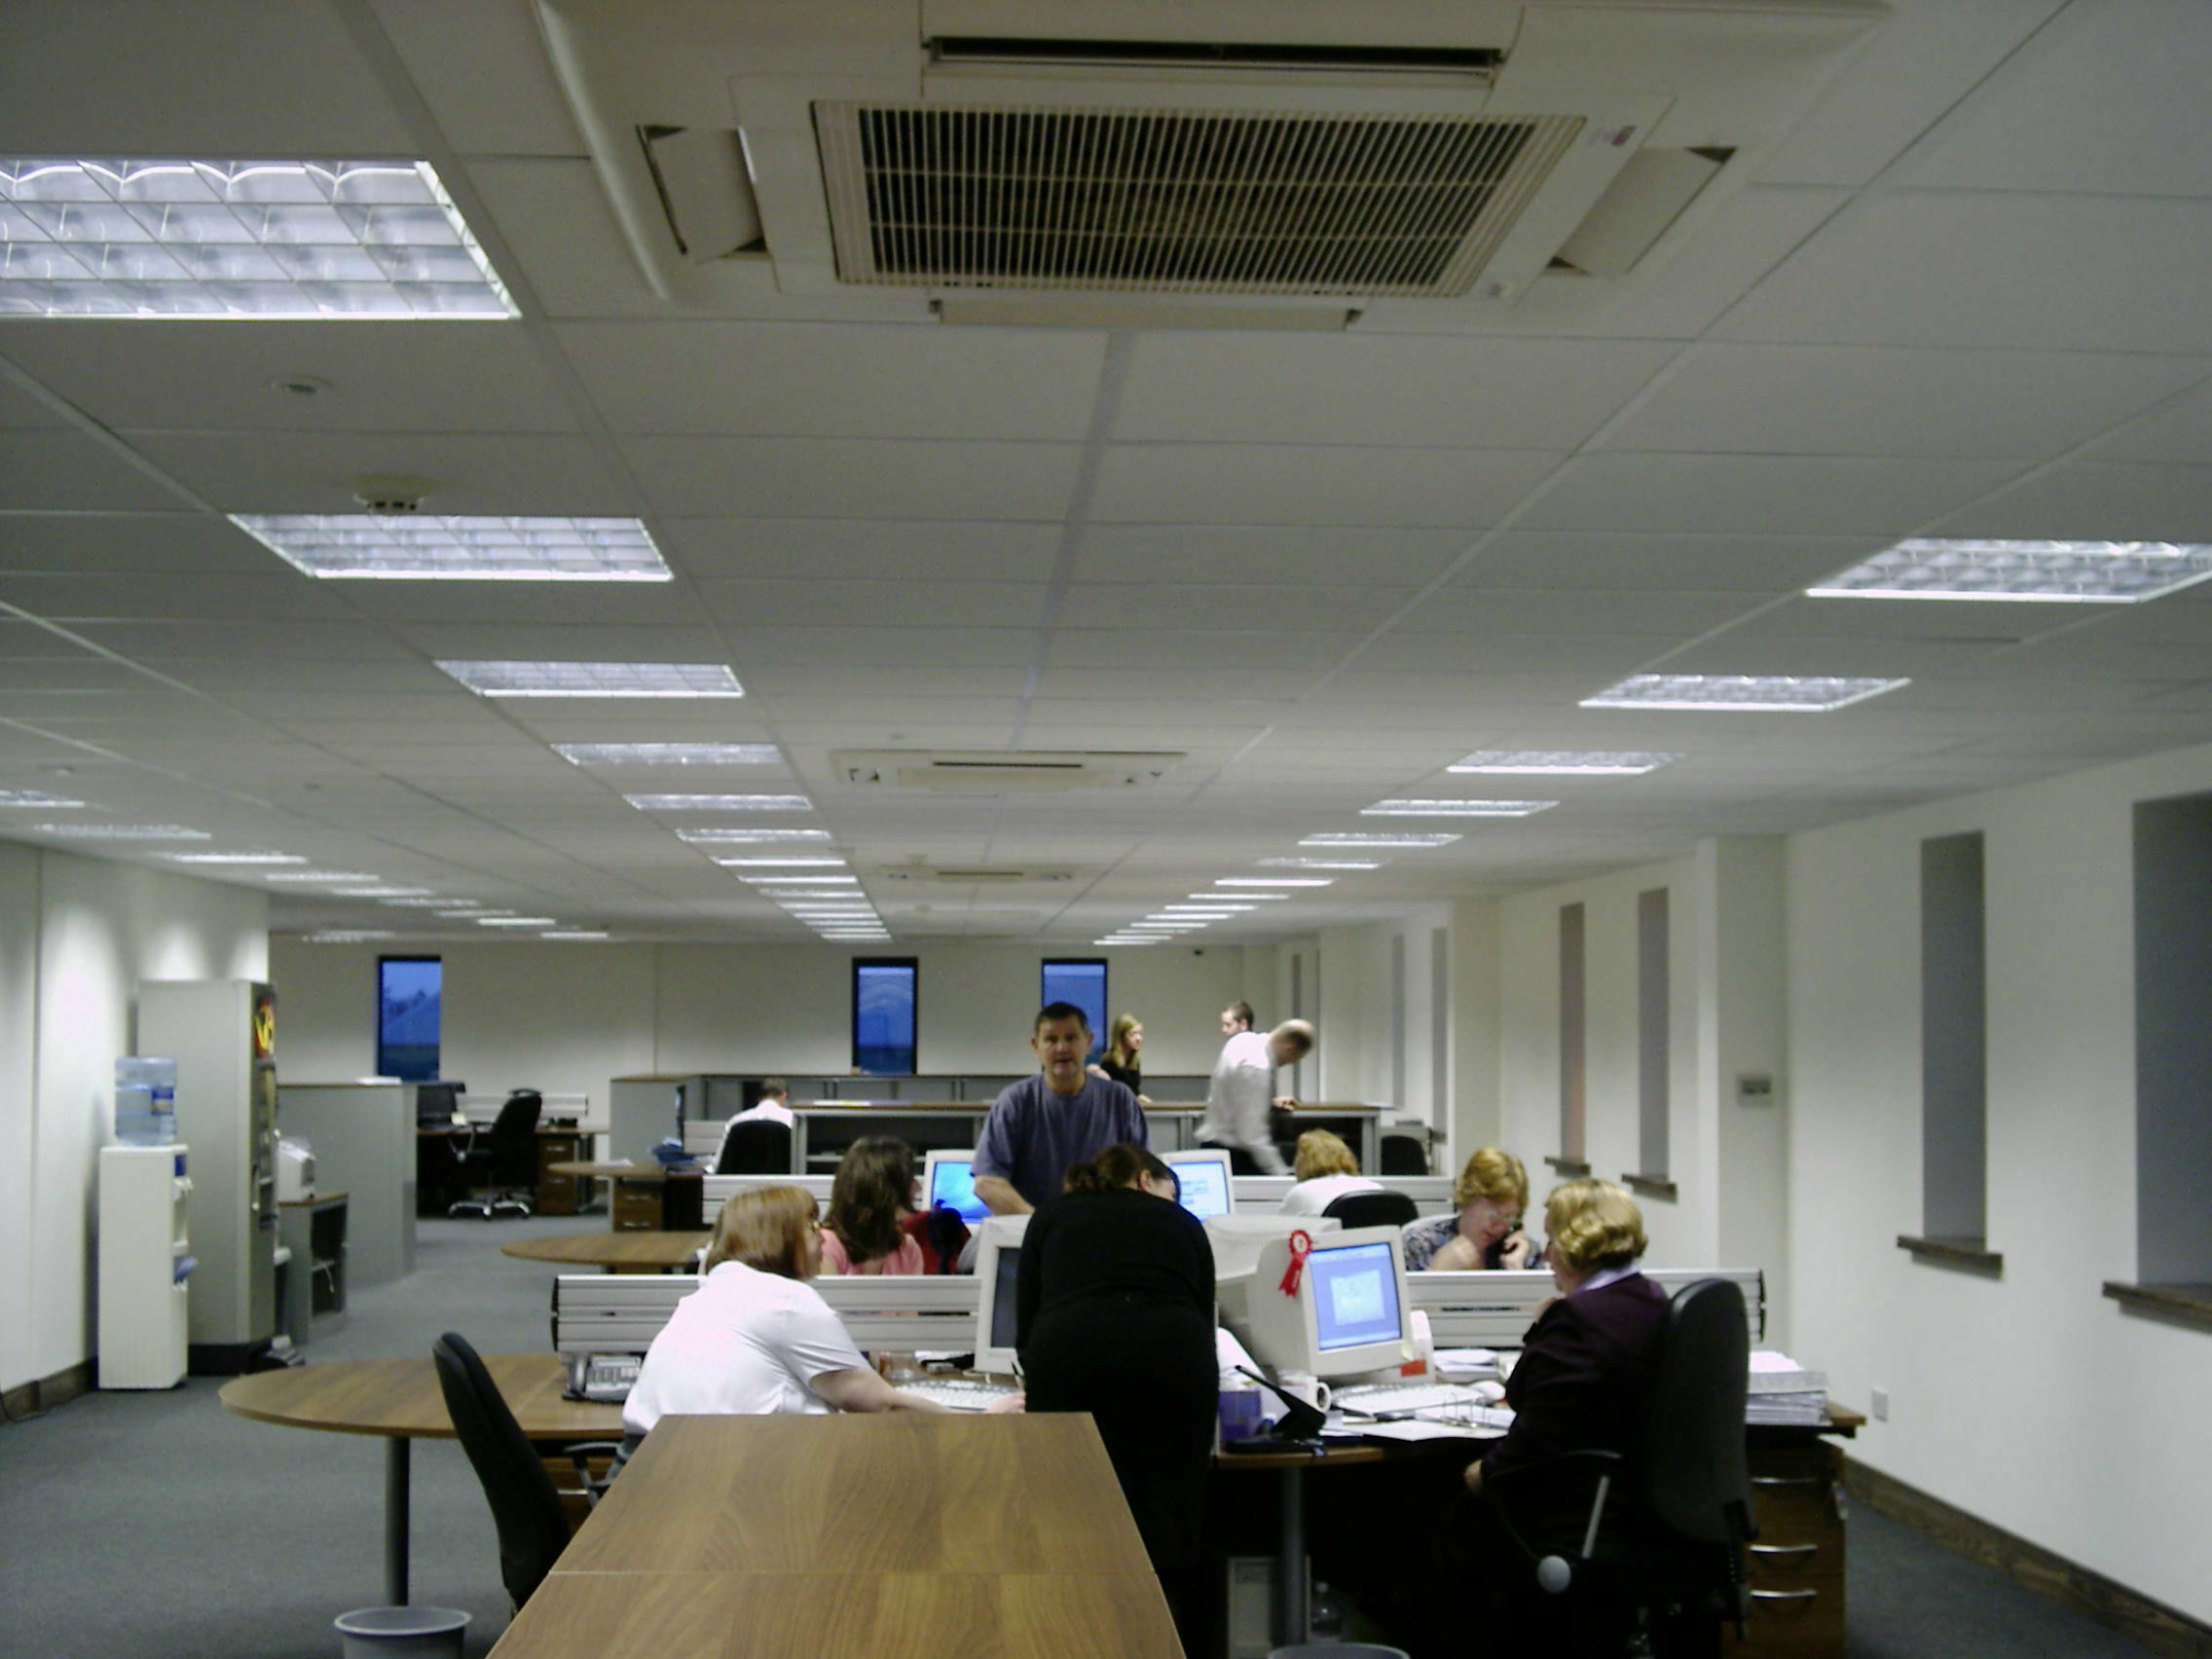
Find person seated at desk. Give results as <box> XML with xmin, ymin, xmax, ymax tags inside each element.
<box><xmin>1088</xmin><ymin>1012</ymin><xmax>1152</xmax><ymax>1104</ymax></box>
<box><xmin>724</xmin><ymin>1078</ymin><xmax>793</xmax><ymax>1130</ymax></box>
<box><xmin>622</xmin><ymin>1187</ymin><xmax>1014</xmax><ymax>1439</ymax></box>
<box><xmin>818</xmin><ymin>1135</ymin><xmax>923</xmax><ymax>1275</ymax></box>
<box><xmin>1402</xmin><ymin>1145</ymin><xmax>1538</xmax><ymax>1272</ymax></box>
<box><xmin>972</xmin><ymin>1003</ymin><xmax>1148</xmax><ymax>1215</ymax></box>
<box><xmin>1016</xmin><ymin>1143</ymin><xmax>1216</xmax><ymax>1637</ymax></box>
<box><xmin>1279</xmin><ymin>1127</ymin><xmax>1384</xmax><ymax>1215</ymax></box>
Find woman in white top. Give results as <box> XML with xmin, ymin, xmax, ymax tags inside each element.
<box><xmin>1278</xmin><ymin>1128</ymin><xmax>1385</xmax><ymax>1216</ymax></box>
<box><xmin>623</xmin><ymin>1186</ymin><xmax>1005</xmax><ymax>1438</ymax></box>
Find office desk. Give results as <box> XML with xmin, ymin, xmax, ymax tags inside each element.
<box><xmin>543</xmin><ymin>1161</ymin><xmax>703</xmax><ymax>1232</ymax></box>
<box><xmin>218</xmin><ymin>1353</ymin><xmax>619</xmax><ymax>1607</ymax></box>
<box><xmin>501</xmin><ymin>1231</ymin><xmax>710</xmax><ymax>1273</ymax></box>
<box><xmin>491</xmin><ymin>1414</ymin><xmax>1182</xmax><ymax>1659</ymax></box>
<box><xmin>418</xmin><ymin>1126</ymin><xmax>592</xmax><ymax>1217</ymax></box>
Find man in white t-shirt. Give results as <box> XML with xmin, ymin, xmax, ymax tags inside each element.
<box><xmin>1197</xmin><ymin>1017</ymin><xmax>1314</xmax><ymax>1176</ymax></box>
<box><xmin>723</xmin><ymin>1078</ymin><xmax>793</xmax><ymax>1131</ymax></box>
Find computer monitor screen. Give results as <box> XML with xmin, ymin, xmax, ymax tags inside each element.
<box><xmin>922</xmin><ymin>1151</ymin><xmax>990</xmax><ymax>1224</ymax></box>
<box><xmin>1164</xmin><ymin>1150</ymin><xmax>1235</xmax><ymax>1218</ymax></box>
<box><xmin>971</xmin><ymin>1214</ymin><xmax>1030</xmax><ymax>1376</ymax></box>
<box><xmin>415</xmin><ymin>1081</ymin><xmax>460</xmax><ymax>1124</ymax></box>
<box><xmin>988</xmin><ymin>1244</ymin><xmax>1022</xmax><ymax>1350</ymax></box>
<box><xmin>1309</xmin><ymin>1238</ymin><xmax>1403</xmax><ymax>1352</ymax></box>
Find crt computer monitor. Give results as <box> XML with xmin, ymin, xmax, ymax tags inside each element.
<box><xmin>415</xmin><ymin>1080</ymin><xmax>462</xmax><ymax>1125</ymax></box>
<box><xmin>1214</xmin><ymin>1224</ymin><xmax>1412</xmax><ymax>1382</ymax></box>
<box><xmin>921</xmin><ymin>1150</ymin><xmax>991</xmax><ymax>1225</ymax></box>
<box><xmin>1162</xmin><ymin>1148</ymin><xmax>1236</xmax><ymax>1219</ymax></box>
<box><xmin>970</xmin><ymin>1213</ymin><xmax>1029</xmax><ymax>1376</ymax></box>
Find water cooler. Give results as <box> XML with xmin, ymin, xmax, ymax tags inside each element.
<box><xmin>139</xmin><ymin>979</ymin><xmax>280</xmax><ymax>1374</ymax></box>
<box><xmin>96</xmin><ymin>1144</ymin><xmax>193</xmax><ymax>1388</ymax></box>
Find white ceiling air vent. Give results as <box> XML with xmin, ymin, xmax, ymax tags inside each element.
<box><xmin>535</xmin><ymin>0</ymin><xmax>1887</xmax><ymax>323</ymax></box>
<box><xmin>834</xmin><ymin>750</ymin><xmax>1183</xmax><ymax>792</ymax></box>
<box><xmin>878</xmin><ymin>866</ymin><xmax>1078</xmax><ymax>884</ymax></box>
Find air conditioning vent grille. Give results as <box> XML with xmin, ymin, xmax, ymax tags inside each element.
<box><xmin>816</xmin><ymin>103</ymin><xmax>1584</xmax><ymax>296</ymax></box>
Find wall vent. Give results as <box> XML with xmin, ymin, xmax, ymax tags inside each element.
<box><xmin>834</xmin><ymin>750</ymin><xmax>1182</xmax><ymax>792</ymax></box>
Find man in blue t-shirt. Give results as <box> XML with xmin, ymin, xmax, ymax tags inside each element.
<box><xmin>972</xmin><ymin>1003</ymin><xmax>1148</xmax><ymax>1214</ymax></box>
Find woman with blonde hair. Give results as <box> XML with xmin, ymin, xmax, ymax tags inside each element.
<box><xmin>1088</xmin><ymin>1013</ymin><xmax>1152</xmax><ymax>1103</ymax></box>
<box><xmin>818</xmin><ymin>1136</ymin><xmax>924</xmax><ymax>1274</ymax></box>
<box><xmin>1401</xmin><ymin>1145</ymin><xmax>1535</xmax><ymax>1271</ymax></box>
<box><xmin>1278</xmin><ymin>1127</ymin><xmax>1384</xmax><ymax>1216</ymax></box>
<box><xmin>622</xmin><ymin>1186</ymin><xmax>1010</xmax><ymax>1438</ymax></box>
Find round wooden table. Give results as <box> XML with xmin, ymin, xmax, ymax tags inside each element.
<box><xmin>219</xmin><ymin>1353</ymin><xmax>620</xmax><ymax>1607</ymax></box>
<box><xmin>500</xmin><ymin>1230</ymin><xmax>711</xmax><ymax>1272</ymax></box>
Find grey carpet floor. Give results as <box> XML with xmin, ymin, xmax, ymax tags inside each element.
<box><xmin>0</xmin><ymin>1216</ymin><xmax>2157</xmax><ymax>1658</ymax></box>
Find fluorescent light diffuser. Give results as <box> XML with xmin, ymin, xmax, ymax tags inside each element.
<box><xmin>1448</xmin><ymin>751</ymin><xmax>1682</xmax><ymax>775</ymax></box>
<box><xmin>678</xmin><ymin>828</ymin><xmax>832</xmax><ymax>845</ymax></box>
<box><xmin>1096</xmin><ymin>939</ymin><xmax>1160</xmax><ymax>945</ymax></box>
<box><xmin>1255</xmin><ymin>858</ymin><xmax>1382</xmax><ymax>870</ymax></box>
<box><xmin>303</xmin><ymin>930</ymin><xmax>395</xmax><ymax>943</ymax></box>
<box><xmin>1218</xmin><ymin>876</ymin><xmax>1334</xmax><ymax>887</ymax></box>
<box><xmin>557</xmin><ymin>742</ymin><xmax>782</xmax><ymax>766</ymax></box>
<box><xmin>1363</xmin><ymin>798</ymin><xmax>1556</xmax><ymax>818</ymax></box>
<box><xmin>477</xmin><ymin>915</ymin><xmax>557</xmax><ymax>927</ymax></box>
<box><xmin>0</xmin><ymin>159</ymin><xmax>515</xmax><ymax>319</ymax></box>
<box><xmin>541</xmin><ymin>930</ymin><xmax>609</xmax><ymax>940</ymax></box>
<box><xmin>628</xmin><ymin>793</ymin><xmax>811</xmax><ymax>813</ymax></box>
<box><xmin>1299</xmin><ymin>832</ymin><xmax>1459</xmax><ymax>849</ymax></box>
<box><xmin>233</xmin><ymin>516</ymin><xmax>668</xmax><ymax>581</ymax></box>
<box><xmin>742</xmin><ymin>874</ymin><xmax>859</xmax><ymax>887</ymax></box>
<box><xmin>1163</xmin><ymin>902</ymin><xmax>1255</xmax><ymax>911</ymax></box>
<box><xmin>327</xmin><ymin>886</ymin><xmax>432</xmax><ymax>898</ymax></box>
<box><xmin>263</xmin><ymin>870</ymin><xmax>377</xmax><ymax>883</ymax></box>
<box><xmin>435</xmin><ymin>909</ymin><xmax>489</xmax><ymax>918</ymax></box>
<box><xmin>1581</xmin><ymin>675</ymin><xmax>1907</xmax><ymax>712</ymax></box>
<box><xmin>166</xmin><ymin>851</ymin><xmax>307</xmax><ymax>865</ymax></box>
<box><xmin>715</xmin><ymin>857</ymin><xmax>848</xmax><ymax>868</ymax></box>
<box><xmin>380</xmin><ymin>897</ymin><xmax>466</xmax><ymax>908</ymax></box>
<box><xmin>0</xmin><ymin>790</ymin><xmax>85</xmax><ymax>807</ymax></box>
<box><xmin>22</xmin><ymin>823</ymin><xmax>208</xmax><ymax>840</ymax></box>
<box><xmin>436</xmin><ymin>660</ymin><xmax>744</xmax><ymax>699</ymax></box>
<box><xmin>1808</xmin><ymin>539</ymin><xmax>2212</xmax><ymax>604</ymax></box>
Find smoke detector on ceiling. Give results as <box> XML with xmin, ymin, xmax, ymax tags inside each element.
<box><xmin>834</xmin><ymin>751</ymin><xmax>1183</xmax><ymax>793</ymax></box>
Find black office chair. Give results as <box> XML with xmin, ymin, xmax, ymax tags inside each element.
<box><xmin>1379</xmin><ymin>1132</ymin><xmax>1431</xmax><ymax>1175</ymax></box>
<box><xmin>1322</xmin><ymin>1188</ymin><xmax>1420</xmax><ymax>1230</ymax></box>
<box><xmin>450</xmin><ymin>1089</ymin><xmax>543</xmax><ymax>1219</ymax></box>
<box><xmin>714</xmin><ymin>1118</ymin><xmax>793</xmax><ymax>1174</ymax></box>
<box><xmin>431</xmin><ymin>1332</ymin><xmax>617</xmax><ymax>1612</ymax></box>
<box><xmin>1483</xmin><ymin>1276</ymin><xmax>1755</xmax><ymax>1656</ymax></box>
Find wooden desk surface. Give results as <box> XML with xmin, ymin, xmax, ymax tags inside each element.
<box><xmin>497</xmin><ymin>1570</ymin><xmax>1181</xmax><ymax>1659</ymax></box>
<box><xmin>218</xmin><ymin>1352</ymin><xmax>619</xmax><ymax>1441</ymax></box>
<box><xmin>555</xmin><ymin>1414</ymin><xmax>1155</xmax><ymax>1577</ymax></box>
<box><xmin>545</xmin><ymin>1160</ymin><xmax>700</xmax><ymax>1181</ymax></box>
<box><xmin>500</xmin><ymin>1231</ymin><xmax>711</xmax><ymax>1269</ymax></box>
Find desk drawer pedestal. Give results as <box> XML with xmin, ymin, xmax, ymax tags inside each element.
<box><xmin>1738</xmin><ymin>1440</ymin><xmax>1845</xmax><ymax>1658</ymax></box>
<box><xmin>535</xmin><ymin>1133</ymin><xmax>584</xmax><ymax>1215</ymax></box>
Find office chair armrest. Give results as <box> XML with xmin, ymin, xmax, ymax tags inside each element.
<box><xmin>552</xmin><ymin>1440</ymin><xmax>625</xmax><ymax>1505</ymax></box>
<box><xmin>1481</xmin><ymin>1448</ymin><xmax>1624</xmax><ymax>1572</ymax></box>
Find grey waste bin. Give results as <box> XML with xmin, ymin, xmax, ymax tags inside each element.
<box><xmin>333</xmin><ymin>1605</ymin><xmax>471</xmax><ymax>1659</ymax></box>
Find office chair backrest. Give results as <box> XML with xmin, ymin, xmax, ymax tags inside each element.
<box><xmin>1322</xmin><ymin>1188</ymin><xmax>1420</xmax><ymax>1231</ymax></box>
<box><xmin>488</xmin><ymin>1089</ymin><xmax>543</xmax><ymax>1147</ymax></box>
<box><xmin>430</xmin><ymin>1332</ymin><xmax>571</xmax><ymax>1609</ymax></box>
<box><xmin>1379</xmin><ymin>1133</ymin><xmax>1430</xmax><ymax>1175</ymax></box>
<box><xmin>716</xmin><ymin>1119</ymin><xmax>793</xmax><ymax>1175</ymax></box>
<box><xmin>1638</xmin><ymin>1277</ymin><xmax>1751</xmax><ymax>1547</ymax></box>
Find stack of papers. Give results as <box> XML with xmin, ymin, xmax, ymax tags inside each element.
<box><xmin>1433</xmin><ymin>1347</ymin><xmax>1500</xmax><ymax>1382</ymax></box>
<box><xmin>1747</xmin><ymin>1350</ymin><xmax>1829</xmax><ymax>1424</ymax></box>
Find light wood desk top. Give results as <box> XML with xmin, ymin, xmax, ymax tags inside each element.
<box><xmin>500</xmin><ymin>1231</ymin><xmax>710</xmax><ymax>1270</ymax></box>
<box><xmin>544</xmin><ymin>1159</ymin><xmax>700</xmax><ymax>1181</ymax></box>
<box><xmin>554</xmin><ymin>1413</ymin><xmax>1155</xmax><ymax>1576</ymax></box>
<box><xmin>218</xmin><ymin>1351</ymin><xmax>620</xmax><ymax>1441</ymax></box>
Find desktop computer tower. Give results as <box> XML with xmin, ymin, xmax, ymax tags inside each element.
<box><xmin>139</xmin><ymin>979</ymin><xmax>279</xmax><ymax>1373</ymax></box>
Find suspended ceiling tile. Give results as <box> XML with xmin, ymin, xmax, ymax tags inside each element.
<box><xmin>2079</xmin><ymin>378</ymin><xmax>2212</xmax><ymax>464</ymax></box>
<box><xmin>1054</xmin><ymin>582</ymin><xmax>1412</xmax><ymax>634</ymax></box>
<box><xmin>658</xmin><ymin>518</ymin><xmax>1061</xmax><ymax>584</ymax></box>
<box><xmin>378</xmin><ymin>620</ymin><xmax>732</xmax><ymax>661</ymax></box>
<box><xmin>1043</xmin><ymin>630</ymin><xmax>1368</xmax><ymax>670</ymax></box>
<box><xmin>0</xmin><ymin>433</ymin><xmax>192</xmax><ymax>511</ymax></box>
<box><xmin>1090</xmin><ymin>445</ymin><xmax>1561</xmax><ymax>528</ymax></box>
<box><xmin>1519</xmin><ymin>453</ymin><xmax>2025</xmax><ymax>535</ymax></box>
<box><xmin>372</xmin><ymin>0</ymin><xmax>586</xmax><ymax>157</ymax></box>
<box><xmin>0</xmin><ymin>570</ymin><xmax>358</xmax><ymax>622</ymax></box>
<box><xmin>1390</xmin><ymin>587</ymin><xmax>1760</xmax><ymax>638</ymax></box>
<box><xmin>464</xmin><ymin>159</ymin><xmax>667</xmax><ymax>320</ymax></box>
<box><xmin>1454</xmin><ymin>532</ymin><xmax>1885</xmax><ymax>594</ymax></box>
<box><xmin>123</xmin><ymin>431</ymin><xmax>637</xmax><ymax>515</ymax></box>
<box><xmin>0</xmin><ymin>512</ymin><xmax>276</xmax><ymax>575</ymax></box>
<box><xmin>718</xmin><ymin>627</ymin><xmax>1030</xmax><ymax>666</ymax></box>
<box><xmin>1926</xmin><ymin>461</ymin><xmax>2212</xmax><ymax>541</ymax></box>
<box><xmin>693</xmin><ymin>578</ymin><xmax>1050</xmax><ymax>631</ymax></box>
<box><xmin>619</xmin><ymin>436</ymin><xmax>1082</xmax><ymax>520</ymax></box>
<box><xmin>64</xmin><ymin>619</ymin><xmax>418</xmax><ymax>660</ymax></box>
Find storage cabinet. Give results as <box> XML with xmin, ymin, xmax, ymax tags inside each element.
<box><xmin>1739</xmin><ymin>1439</ymin><xmax>1847</xmax><ymax>1658</ymax></box>
<box><xmin>535</xmin><ymin>1130</ymin><xmax>586</xmax><ymax>1215</ymax></box>
<box><xmin>97</xmin><ymin>1145</ymin><xmax>192</xmax><ymax>1389</ymax></box>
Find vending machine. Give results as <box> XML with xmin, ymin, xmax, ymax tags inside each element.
<box><xmin>138</xmin><ymin>979</ymin><xmax>279</xmax><ymax>1374</ymax></box>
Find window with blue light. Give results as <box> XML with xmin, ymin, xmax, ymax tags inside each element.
<box><xmin>1041</xmin><ymin>959</ymin><xmax>1108</xmax><ymax>1061</ymax></box>
<box><xmin>853</xmin><ymin>958</ymin><xmax>918</xmax><ymax>1075</ymax></box>
<box><xmin>377</xmin><ymin>956</ymin><xmax>442</xmax><ymax>1083</ymax></box>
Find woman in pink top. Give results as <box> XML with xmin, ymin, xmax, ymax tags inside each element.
<box><xmin>817</xmin><ymin>1135</ymin><xmax>924</xmax><ymax>1275</ymax></box>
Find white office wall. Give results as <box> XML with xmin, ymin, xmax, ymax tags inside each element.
<box><xmin>1314</xmin><ymin>908</ymin><xmax>1451</xmax><ymax>1114</ymax></box>
<box><xmin>1788</xmin><ymin>740</ymin><xmax>2212</xmax><ymax>1625</ymax></box>
<box><xmin>1</xmin><ymin>849</ymin><xmax>266</xmax><ymax>1390</ymax></box>
<box><xmin>1497</xmin><ymin>857</ymin><xmax>1710</xmax><ymax>1272</ymax></box>
<box><xmin>271</xmin><ymin>937</ymin><xmax>1269</xmax><ymax>1096</ymax></box>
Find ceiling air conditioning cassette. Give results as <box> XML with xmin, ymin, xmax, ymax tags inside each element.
<box><xmin>536</xmin><ymin>0</ymin><xmax>1886</xmax><ymax>321</ymax></box>
<box><xmin>833</xmin><ymin>750</ymin><xmax>1183</xmax><ymax>792</ymax></box>
<box><xmin>876</xmin><ymin>866</ymin><xmax>1079</xmax><ymax>884</ymax></box>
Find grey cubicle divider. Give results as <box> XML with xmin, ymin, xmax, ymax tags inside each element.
<box><xmin>1406</xmin><ymin>1268</ymin><xmax>1765</xmax><ymax>1349</ymax></box>
<box><xmin>552</xmin><ymin>1272</ymin><xmax>978</xmax><ymax>1355</ymax></box>
<box><xmin>1231</xmin><ymin>1174</ymin><xmax>1455</xmax><ymax>1214</ymax></box>
<box><xmin>276</xmin><ymin>1083</ymin><xmax>415</xmax><ymax>1288</ymax></box>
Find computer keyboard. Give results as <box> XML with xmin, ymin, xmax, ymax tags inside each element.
<box><xmin>895</xmin><ymin>1378</ymin><xmax>1019</xmax><ymax>1413</ymax></box>
<box><xmin>567</xmin><ymin>1353</ymin><xmax>641</xmax><ymax>1403</ymax></box>
<box><xmin>1334</xmin><ymin>1381</ymin><xmax>1505</xmax><ymax>1420</ymax></box>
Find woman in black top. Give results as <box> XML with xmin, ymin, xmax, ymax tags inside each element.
<box><xmin>1089</xmin><ymin>1013</ymin><xmax>1149</xmax><ymax>1101</ymax></box>
<box><xmin>1015</xmin><ymin>1142</ymin><xmax>1215</xmax><ymax>1600</ymax></box>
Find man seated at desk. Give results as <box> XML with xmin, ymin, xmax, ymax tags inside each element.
<box><xmin>972</xmin><ymin>1004</ymin><xmax>1147</xmax><ymax>1215</ymax></box>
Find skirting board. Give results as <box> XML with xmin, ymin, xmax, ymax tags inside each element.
<box><xmin>1844</xmin><ymin>1457</ymin><xmax>2212</xmax><ymax>1659</ymax></box>
<box><xmin>0</xmin><ymin>1359</ymin><xmax>94</xmax><ymax>1425</ymax></box>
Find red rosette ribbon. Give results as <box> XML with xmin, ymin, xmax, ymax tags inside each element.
<box><xmin>1279</xmin><ymin>1230</ymin><xmax>1312</xmax><ymax>1297</ymax></box>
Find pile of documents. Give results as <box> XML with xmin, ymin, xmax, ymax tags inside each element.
<box><xmin>1433</xmin><ymin>1347</ymin><xmax>1501</xmax><ymax>1383</ymax></box>
<box><xmin>1746</xmin><ymin>1350</ymin><xmax>1829</xmax><ymax>1424</ymax></box>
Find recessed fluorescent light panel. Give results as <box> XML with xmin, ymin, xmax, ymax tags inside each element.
<box><xmin>435</xmin><ymin>660</ymin><xmax>744</xmax><ymax>699</ymax></box>
<box><xmin>166</xmin><ymin>851</ymin><xmax>307</xmax><ymax>865</ymax></box>
<box><xmin>303</xmin><ymin>930</ymin><xmax>395</xmax><ymax>943</ymax></box>
<box><xmin>557</xmin><ymin>743</ymin><xmax>782</xmax><ymax>767</ymax></box>
<box><xmin>541</xmin><ymin>930</ymin><xmax>609</xmax><ymax>940</ymax></box>
<box><xmin>381</xmin><ymin>897</ymin><xmax>466</xmax><ymax>908</ymax></box>
<box><xmin>1808</xmin><ymin>539</ymin><xmax>2212</xmax><ymax>604</ymax></box>
<box><xmin>23</xmin><ymin>823</ymin><xmax>209</xmax><ymax>840</ymax></box>
<box><xmin>233</xmin><ymin>516</ymin><xmax>669</xmax><ymax>582</ymax></box>
<box><xmin>328</xmin><ymin>886</ymin><xmax>432</xmax><ymax>899</ymax></box>
<box><xmin>1298</xmin><ymin>832</ymin><xmax>1459</xmax><ymax>849</ymax></box>
<box><xmin>1255</xmin><ymin>858</ymin><xmax>1381</xmax><ymax>870</ymax></box>
<box><xmin>678</xmin><ymin>828</ymin><xmax>832</xmax><ymax>845</ymax></box>
<box><xmin>1363</xmin><ymin>798</ymin><xmax>1556</xmax><ymax>818</ymax></box>
<box><xmin>263</xmin><ymin>870</ymin><xmax>377</xmax><ymax>883</ymax></box>
<box><xmin>0</xmin><ymin>159</ymin><xmax>515</xmax><ymax>317</ymax></box>
<box><xmin>715</xmin><ymin>857</ymin><xmax>848</xmax><ymax>868</ymax></box>
<box><xmin>0</xmin><ymin>790</ymin><xmax>85</xmax><ymax>807</ymax></box>
<box><xmin>1164</xmin><ymin>903</ymin><xmax>1254</xmax><ymax>911</ymax></box>
<box><xmin>627</xmin><ymin>794</ymin><xmax>811</xmax><ymax>813</ymax></box>
<box><xmin>744</xmin><ymin>875</ymin><xmax>861</xmax><ymax>887</ymax></box>
<box><xmin>1097</xmin><ymin>938</ymin><xmax>1160</xmax><ymax>945</ymax></box>
<box><xmin>1218</xmin><ymin>875</ymin><xmax>1335</xmax><ymax>886</ymax></box>
<box><xmin>1448</xmin><ymin>751</ymin><xmax>1683</xmax><ymax>775</ymax></box>
<box><xmin>477</xmin><ymin>915</ymin><xmax>558</xmax><ymax>927</ymax></box>
<box><xmin>1582</xmin><ymin>675</ymin><xmax>1907</xmax><ymax>712</ymax></box>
